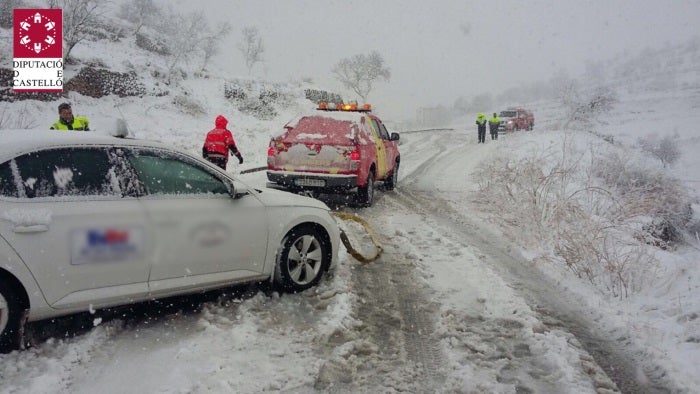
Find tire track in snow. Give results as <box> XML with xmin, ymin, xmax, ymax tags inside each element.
<box><xmin>316</xmin><ymin>205</ymin><xmax>447</xmax><ymax>393</ymax></box>
<box><xmin>390</xmin><ymin>135</ymin><xmax>682</xmax><ymax>393</ymax></box>
<box><xmin>381</xmin><ymin>190</ymin><xmax>588</xmax><ymax>393</ymax></box>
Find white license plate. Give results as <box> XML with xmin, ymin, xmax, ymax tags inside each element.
<box><xmin>295</xmin><ymin>178</ymin><xmax>325</xmax><ymax>187</ymax></box>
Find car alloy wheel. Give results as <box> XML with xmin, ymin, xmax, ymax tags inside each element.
<box><xmin>276</xmin><ymin>226</ymin><xmax>328</xmax><ymax>292</ymax></box>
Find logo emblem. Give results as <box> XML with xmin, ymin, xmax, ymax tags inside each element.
<box><xmin>14</xmin><ymin>10</ymin><xmax>62</xmax><ymax>58</ymax></box>
<box><xmin>13</xmin><ymin>9</ymin><xmax>63</xmax><ymax>92</ymax></box>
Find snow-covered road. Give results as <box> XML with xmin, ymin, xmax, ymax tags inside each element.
<box><xmin>0</xmin><ymin>128</ymin><xmax>681</xmax><ymax>393</ymax></box>
<box><xmin>347</xmin><ymin>129</ymin><xmax>619</xmax><ymax>393</ymax></box>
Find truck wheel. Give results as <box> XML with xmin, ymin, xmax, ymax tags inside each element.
<box><xmin>385</xmin><ymin>161</ymin><xmax>399</xmax><ymax>191</ymax></box>
<box><xmin>0</xmin><ymin>277</ymin><xmax>24</xmax><ymax>353</ymax></box>
<box><xmin>274</xmin><ymin>225</ymin><xmax>330</xmax><ymax>293</ymax></box>
<box><xmin>357</xmin><ymin>170</ymin><xmax>375</xmax><ymax>206</ymax></box>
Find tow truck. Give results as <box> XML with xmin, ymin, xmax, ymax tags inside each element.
<box><xmin>267</xmin><ymin>102</ymin><xmax>400</xmax><ymax>207</ymax></box>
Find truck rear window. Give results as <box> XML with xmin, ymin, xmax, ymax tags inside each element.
<box><xmin>279</xmin><ymin>116</ymin><xmax>356</xmax><ymax>145</ymax></box>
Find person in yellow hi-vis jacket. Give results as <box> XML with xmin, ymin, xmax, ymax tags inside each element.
<box><xmin>475</xmin><ymin>112</ymin><xmax>487</xmax><ymax>144</ymax></box>
<box><xmin>489</xmin><ymin>112</ymin><xmax>501</xmax><ymax>140</ymax></box>
<box><xmin>50</xmin><ymin>102</ymin><xmax>90</xmax><ymax>131</ymax></box>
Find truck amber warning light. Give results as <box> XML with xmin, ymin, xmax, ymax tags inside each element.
<box><xmin>317</xmin><ymin>102</ymin><xmax>372</xmax><ymax>112</ymax></box>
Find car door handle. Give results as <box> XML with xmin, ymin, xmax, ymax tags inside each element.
<box><xmin>13</xmin><ymin>224</ymin><xmax>49</xmax><ymax>233</ymax></box>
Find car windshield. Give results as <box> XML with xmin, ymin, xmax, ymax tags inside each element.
<box><xmin>499</xmin><ymin>111</ymin><xmax>517</xmax><ymax>117</ymax></box>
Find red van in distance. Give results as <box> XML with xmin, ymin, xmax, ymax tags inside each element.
<box><xmin>498</xmin><ymin>107</ymin><xmax>535</xmax><ymax>132</ymax></box>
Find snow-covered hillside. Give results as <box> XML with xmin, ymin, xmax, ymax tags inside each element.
<box><xmin>1</xmin><ymin>5</ymin><xmax>700</xmax><ymax>393</ymax></box>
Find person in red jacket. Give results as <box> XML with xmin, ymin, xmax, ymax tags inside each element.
<box><xmin>202</xmin><ymin>115</ymin><xmax>243</xmax><ymax>170</ymax></box>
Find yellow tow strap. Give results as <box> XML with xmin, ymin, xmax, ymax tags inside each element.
<box><xmin>332</xmin><ymin>212</ymin><xmax>383</xmax><ymax>263</ymax></box>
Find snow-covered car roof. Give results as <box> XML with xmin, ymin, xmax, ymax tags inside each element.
<box><xmin>281</xmin><ymin>110</ymin><xmax>372</xmax><ymax>131</ymax></box>
<box><xmin>0</xmin><ymin>130</ymin><xmax>181</xmax><ymax>162</ymax></box>
<box><xmin>272</xmin><ymin>110</ymin><xmax>377</xmax><ymax>144</ymax></box>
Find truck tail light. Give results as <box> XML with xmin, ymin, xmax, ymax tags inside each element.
<box><xmin>267</xmin><ymin>146</ymin><xmax>275</xmax><ymax>156</ymax></box>
<box><xmin>349</xmin><ymin>148</ymin><xmax>361</xmax><ymax>161</ymax></box>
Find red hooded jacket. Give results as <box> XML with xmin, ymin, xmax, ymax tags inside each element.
<box><xmin>203</xmin><ymin>115</ymin><xmax>240</xmax><ymax>162</ymax></box>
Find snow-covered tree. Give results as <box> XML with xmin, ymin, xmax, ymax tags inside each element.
<box><xmin>332</xmin><ymin>51</ymin><xmax>390</xmax><ymax>103</ymax></box>
<box><xmin>117</xmin><ymin>0</ymin><xmax>162</xmax><ymax>35</ymax></box>
<box><xmin>48</xmin><ymin>0</ymin><xmax>102</xmax><ymax>62</ymax></box>
<box><xmin>157</xmin><ymin>10</ymin><xmax>208</xmax><ymax>74</ymax></box>
<box><xmin>238</xmin><ymin>26</ymin><xmax>265</xmax><ymax>75</ymax></box>
<box><xmin>200</xmin><ymin>21</ymin><xmax>232</xmax><ymax>73</ymax></box>
<box><xmin>638</xmin><ymin>133</ymin><xmax>682</xmax><ymax>168</ymax></box>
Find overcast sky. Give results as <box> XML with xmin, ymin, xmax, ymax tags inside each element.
<box><xmin>173</xmin><ymin>0</ymin><xmax>700</xmax><ymax>121</ymax></box>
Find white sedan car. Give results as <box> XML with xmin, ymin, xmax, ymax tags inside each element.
<box><xmin>0</xmin><ymin>130</ymin><xmax>340</xmax><ymax>352</ymax></box>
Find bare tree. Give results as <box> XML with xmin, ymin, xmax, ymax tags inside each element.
<box><xmin>657</xmin><ymin>136</ymin><xmax>682</xmax><ymax>168</ymax></box>
<box><xmin>332</xmin><ymin>51</ymin><xmax>390</xmax><ymax>103</ymax></box>
<box><xmin>48</xmin><ymin>0</ymin><xmax>102</xmax><ymax>62</ymax></box>
<box><xmin>0</xmin><ymin>104</ymin><xmax>38</xmax><ymax>129</ymax></box>
<box><xmin>117</xmin><ymin>0</ymin><xmax>162</xmax><ymax>35</ymax></box>
<box><xmin>237</xmin><ymin>26</ymin><xmax>264</xmax><ymax>75</ymax></box>
<box><xmin>200</xmin><ymin>21</ymin><xmax>232</xmax><ymax>73</ymax></box>
<box><xmin>158</xmin><ymin>10</ymin><xmax>209</xmax><ymax>74</ymax></box>
<box><xmin>638</xmin><ymin>133</ymin><xmax>682</xmax><ymax>168</ymax></box>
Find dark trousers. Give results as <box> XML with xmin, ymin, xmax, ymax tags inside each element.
<box><xmin>204</xmin><ymin>154</ymin><xmax>227</xmax><ymax>170</ymax></box>
<box><xmin>478</xmin><ymin>128</ymin><xmax>486</xmax><ymax>143</ymax></box>
<box><xmin>490</xmin><ymin>127</ymin><xmax>498</xmax><ymax>140</ymax></box>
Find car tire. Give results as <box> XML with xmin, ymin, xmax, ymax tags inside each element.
<box><xmin>357</xmin><ymin>170</ymin><xmax>375</xmax><ymax>207</ymax></box>
<box><xmin>0</xmin><ymin>277</ymin><xmax>24</xmax><ymax>353</ymax></box>
<box><xmin>275</xmin><ymin>225</ymin><xmax>330</xmax><ymax>293</ymax></box>
<box><xmin>385</xmin><ymin>161</ymin><xmax>399</xmax><ymax>191</ymax></box>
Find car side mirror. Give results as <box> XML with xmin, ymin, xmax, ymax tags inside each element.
<box><xmin>390</xmin><ymin>132</ymin><xmax>400</xmax><ymax>141</ymax></box>
<box><xmin>227</xmin><ymin>179</ymin><xmax>251</xmax><ymax>199</ymax></box>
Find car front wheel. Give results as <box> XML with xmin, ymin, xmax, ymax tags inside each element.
<box><xmin>0</xmin><ymin>277</ymin><xmax>24</xmax><ymax>353</ymax></box>
<box><xmin>275</xmin><ymin>225</ymin><xmax>330</xmax><ymax>292</ymax></box>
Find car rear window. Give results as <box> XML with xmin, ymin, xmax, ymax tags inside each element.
<box><xmin>13</xmin><ymin>148</ymin><xmax>119</xmax><ymax>198</ymax></box>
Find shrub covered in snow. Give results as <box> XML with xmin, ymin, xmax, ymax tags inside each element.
<box><xmin>475</xmin><ymin>132</ymin><xmax>694</xmax><ymax>297</ymax></box>
<box><xmin>637</xmin><ymin>133</ymin><xmax>682</xmax><ymax>168</ymax></box>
